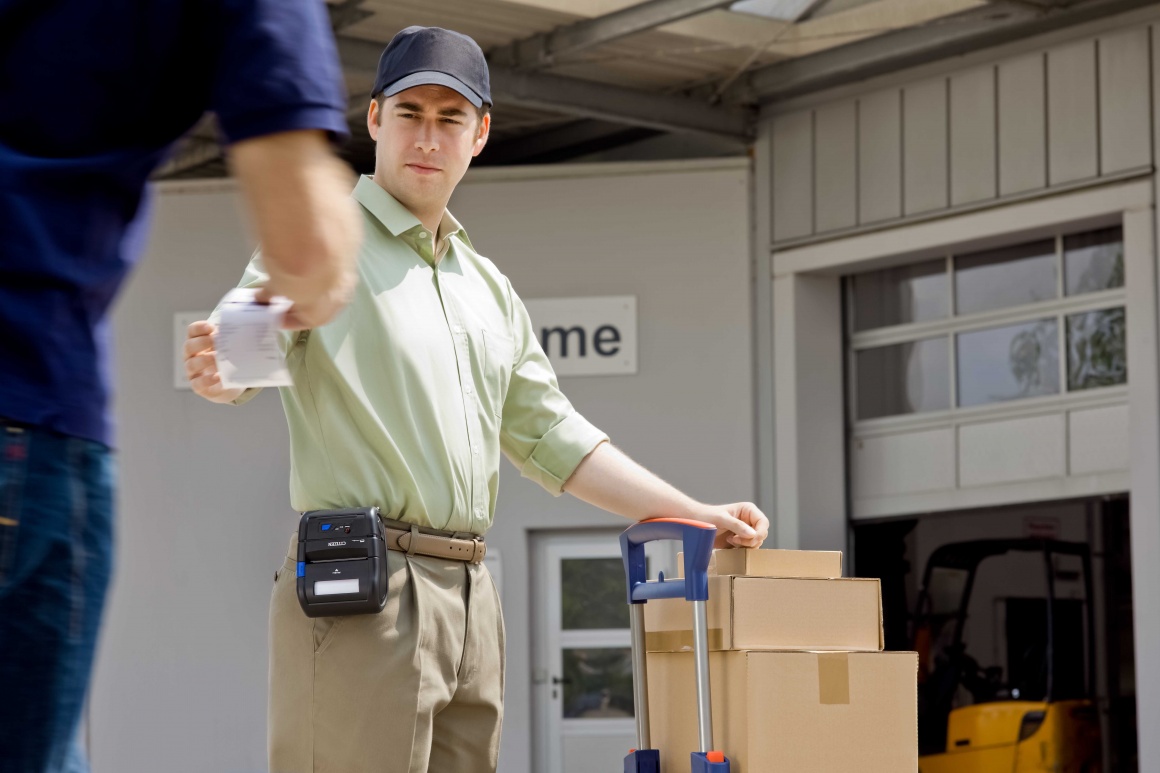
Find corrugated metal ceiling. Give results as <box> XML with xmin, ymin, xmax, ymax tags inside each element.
<box><xmin>157</xmin><ymin>0</ymin><xmax>998</xmax><ymax>177</ymax></box>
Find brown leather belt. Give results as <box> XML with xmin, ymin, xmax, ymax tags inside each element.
<box><xmin>382</xmin><ymin>520</ymin><xmax>486</xmax><ymax>564</ymax></box>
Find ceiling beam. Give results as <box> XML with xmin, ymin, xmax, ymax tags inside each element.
<box><xmin>987</xmin><ymin>0</ymin><xmax>1063</xmax><ymax>8</ymax></box>
<box><xmin>153</xmin><ymin>114</ymin><xmax>225</xmax><ymax>179</ymax></box>
<box><xmin>339</xmin><ymin>36</ymin><xmax>754</xmax><ymax>140</ymax></box>
<box><xmin>798</xmin><ymin>0</ymin><xmax>882</xmax><ymax>20</ymax></box>
<box><xmin>489</xmin><ymin>0</ymin><xmax>739</xmax><ymax>69</ymax></box>
<box><xmin>476</xmin><ymin>119</ymin><xmax>658</xmax><ymax>165</ymax></box>
<box><xmin>488</xmin><ymin>66</ymin><xmax>753</xmax><ymax>138</ymax></box>
<box><xmin>154</xmin><ymin>138</ymin><xmax>226</xmax><ymax>179</ymax></box>
<box><xmin>328</xmin><ymin>0</ymin><xmax>373</xmax><ymax>31</ymax></box>
<box><xmin>726</xmin><ymin>0</ymin><xmax>1156</xmax><ymax>104</ymax></box>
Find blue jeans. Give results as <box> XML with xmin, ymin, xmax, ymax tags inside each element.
<box><xmin>0</xmin><ymin>421</ymin><xmax>114</xmax><ymax>773</ymax></box>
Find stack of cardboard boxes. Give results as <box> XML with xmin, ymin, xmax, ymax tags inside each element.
<box><xmin>644</xmin><ymin>548</ymin><xmax>917</xmax><ymax>772</ymax></box>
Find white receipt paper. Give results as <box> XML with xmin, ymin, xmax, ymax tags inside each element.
<box><xmin>214</xmin><ymin>288</ymin><xmax>293</xmax><ymax>390</ymax></box>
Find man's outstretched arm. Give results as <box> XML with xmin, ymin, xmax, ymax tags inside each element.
<box><xmin>563</xmin><ymin>441</ymin><xmax>769</xmax><ymax>549</ymax></box>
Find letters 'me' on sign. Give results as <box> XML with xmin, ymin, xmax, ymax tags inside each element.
<box><xmin>523</xmin><ymin>296</ymin><xmax>637</xmax><ymax>377</ymax></box>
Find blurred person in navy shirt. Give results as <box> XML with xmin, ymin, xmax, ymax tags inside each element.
<box><xmin>0</xmin><ymin>2</ymin><xmax>363</xmax><ymax>770</ymax></box>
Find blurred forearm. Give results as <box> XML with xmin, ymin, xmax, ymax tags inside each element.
<box><xmin>229</xmin><ymin>129</ymin><xmax>362</xmax><ymax>328</ymax></box>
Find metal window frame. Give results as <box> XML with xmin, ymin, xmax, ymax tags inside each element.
<box><xmin>846</xmin><ymin>224</ymin><xmax>1128</xmax><ymax>425</ymax></box>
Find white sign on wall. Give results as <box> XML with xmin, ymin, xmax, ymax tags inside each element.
<box><xmin>175</xmin><ymin>296</ymin><xmax>638</xmax><ymax>387</ymax></box>
<box><xmin>523</xmin><ymin>295</ymin><xmax>637</xmax><ymax>377</ymax></box>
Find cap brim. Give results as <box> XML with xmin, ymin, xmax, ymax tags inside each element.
<box><xmin>381</xmin><ymin>71</ymin><xmax>484</xmax><ymax>108</ymax></box>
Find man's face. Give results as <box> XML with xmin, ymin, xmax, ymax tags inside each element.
<box><xmin>368</xmin><ymin>85</ymin><xmax>490</xmax><ymax>213</ymax></box>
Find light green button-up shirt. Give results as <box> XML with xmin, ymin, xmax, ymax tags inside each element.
<box><xmin>221</xmin><ymin>176</ymin><xmax>608</xmax><ymax>534</ymax></box>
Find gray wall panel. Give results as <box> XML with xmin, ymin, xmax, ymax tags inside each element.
<box><xmin>1100</xmin><ymin>27</ymin><xmax>1152</xmax><ymax>174</ymax></box>
<box><xmin>814</xmin><ymin>101</ymin><xmax>858</xmax><ymax>232</ymax></box>
<box><xmin>998</xmin><ymin>53</ymin><xmax>1048</xmax><ymax>195</ymax></box>
<box><xmin>858</xmin><ymin>89</ymin><xmax>903</xmax><ymax>224</ymax></box>
<box><xmin>903</xmin><ymin>79</ymin><xmax>950</xmax><ymax>215</ymax></box>
<box><xmin>763</xmin><ymin>21</ymin><xmax>1152</xmax><ymax>243</ymax></box>
<box><xmin>950</xmin><ymin>67</ymin><xmax>999</xmax><ymax>205</ymax></box>
<box><xmin>772</xmin><ymin>110</ymin><xmax>815</xmax><ymax>241</ymax></box>
<box><xmin>1048</xmin><ymin>40</ymin><xmax>1100</xmax><ymax>184</ymax></box>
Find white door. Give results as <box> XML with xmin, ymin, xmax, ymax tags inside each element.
<box><xmin>532</xmin><ymin>531</ymin><xmax>675</xmax><ymax>773</ymax></box>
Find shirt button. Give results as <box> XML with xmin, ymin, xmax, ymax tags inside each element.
<box><xmin>453</xmin><ymin>325</ymin><xmax>463</xmax><ymax>334</ymax></box>
<box><xmin>419</xmin><ymin>231</ymin><xmax>429</xmax><ymax>239</ymax></box>
<box><xmin>464</xmin><ymin>385</ymin><xmax>473</xmax><ymax>395</ymax></box>
<box><xmin>474</xmin><ymin>507</ymin><xmax>483</xmax><ymax>517</ymax></box>
<box><xmin>472</xmin><ymin>444</ymin><xmax>480</xmax><ymax>455</ymax></box>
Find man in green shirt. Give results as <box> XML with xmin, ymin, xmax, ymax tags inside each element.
<box><xmin>184</xmin><ymin>26</ymin><xmax>767</xmax><ymax>773</ymax></box>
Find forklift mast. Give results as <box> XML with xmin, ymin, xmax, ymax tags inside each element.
<box><xmin>911</xmin><ymin>538</ymin><xmax>1096</xmax><ymax>755</ymax></box>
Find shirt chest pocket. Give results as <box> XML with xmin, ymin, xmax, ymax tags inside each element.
<box><xmin>481</xmin><ymin>330</ymin><xmax>515</xmax><ymax>419</ymax></box>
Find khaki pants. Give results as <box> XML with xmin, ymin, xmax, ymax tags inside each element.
<box><xmin>269</xmin><ymin>534</ymin><xmax>505</xmax><ymax>773</ymax></box>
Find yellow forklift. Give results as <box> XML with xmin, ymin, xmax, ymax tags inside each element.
<box><xmin>913</xmin><ymin>539</ymin><xmax>1102</xmax><ymax>773</ymax></box>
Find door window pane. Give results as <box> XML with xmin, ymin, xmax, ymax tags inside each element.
<box><xmin>1065</xmin><ymin>227</ymin><xmax>1124</xmax><ymax>296</ymax></box>
<box><xmin>562</xmin><ymin>648</ymin><xmax>634</xmax><ymax>718</ymax></box>
<box><xmin>856</xmin><ymin>337</ymin><xmax>950</xmax><ymax>420</ymax></box>
<box><xmin>954</xmin><ymin>240</ymin><xmax>1057</xmax><ymax>315</ymax></box>
<box><xmin>561</xmin><ymin>558</ymin><xmax>629</xmax><ymax>630</ymax></box>
<box><xmin>957</xmin><ymin>319</ymin><xmax>1059</xmax><ymax>407</ymax></box>
<box><xmin>1067</xmin><ymin>307</ymin><xmax>1127</xmax><ymax>390</ymax></box>
<box><xmin>851</xmin><ymin>259</ymin><xmax>948</xmax><ymax>331</ymax></box>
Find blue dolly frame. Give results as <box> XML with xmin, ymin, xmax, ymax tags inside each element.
<box><xmin>620</xmin><ymin>518</ymin><xmax>731</xmax><ymax>773</ymax></box>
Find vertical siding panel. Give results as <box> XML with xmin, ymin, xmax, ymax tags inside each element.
<box><xmin>772</xmin><ymin>110</ymin><xmax>815</xmax><ymax>242</ymax></box>
<box><xmin>950</xmin><ymin>67</ymin><xmax>998</xmax><ymax>205</ymax></box>
<box><xmin>1100</xmin><ymin>27</ymin><xmax>1152</xmax><ymax>174</ymax></box>
<box><xmin>814</xmin><ymin>101</ymin><xmax>858</xmax><ymax>232</ymax></box>
<box><xmin>903</xmin><ymin>79</ymin><xmax>949</xmax><ymax>215</ymax></box>
<box><xmin>858</xmin><ymin>89</ymin><xmax>903</xmax><ymax>224</ymax></box>
<box><xmin>998</xmin><ymin>53</ymin><xmax>1048</xmax><ymax>195</ymax></box>
<box><xmin>1047</xmin><ymin>40</ymin><xmax>1099</xmax><ymax>184</ymax></box>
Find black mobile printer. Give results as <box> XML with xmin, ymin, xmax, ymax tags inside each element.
<box><xmin>296</xmin><ymin>507</ymin><xmax>388</xmax><ymax>618</ymax></box>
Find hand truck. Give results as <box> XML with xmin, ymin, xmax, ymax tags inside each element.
<box><xmin>620</xmin><ymin>518</ymin><xmax>731</xmax><ymax>773</ymax></box>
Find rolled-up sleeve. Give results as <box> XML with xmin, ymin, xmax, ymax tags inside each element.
<box><xmin>211</xmin><ymin>0</ymin><xmax>349</xmax><ymax>144</ymax></box>
<box><xmin>499</xmin><ymin>283</ymin><xmax>608</xmax><ymax>495</ymax></box>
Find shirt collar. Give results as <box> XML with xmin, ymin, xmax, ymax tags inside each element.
<box><xmin>353</xmin><ymin>175</ymin><xmax>466</xmax><ymax>245</ymax></box>
<box><xmin>438</xmin><ymin>209</ymin><xmax>465</xmax><ymax>244</ymax></box>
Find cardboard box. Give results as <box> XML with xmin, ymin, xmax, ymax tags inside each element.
<box><xmin>644</xmin><ymin>575</ymin><xmax>883</xmax><ymax>653</ymax></box>
<box><xmin>677</xmin><ymin>548</ymin><xmax>842</xmax><ymax>579</ymax></box>
<box><xmin>647</xmin><ymin>650</ymin><xmax>918</xmax><ymax>773</ymax></box>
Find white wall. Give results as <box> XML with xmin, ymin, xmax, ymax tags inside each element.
<box><xmin>92</xmin><ymin>159</ymin><xmax>755</xmax><ymax>773</ymax></box>
<box><xmin>771</xmin><ymin>272</ymin><xmax>845</xmax><ymax>551</ymax></box>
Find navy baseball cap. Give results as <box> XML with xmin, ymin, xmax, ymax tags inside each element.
<box><xmin>371</xmin><ymin>26</ymin><xmax>492</xmax><ymax>109</ymax></box>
